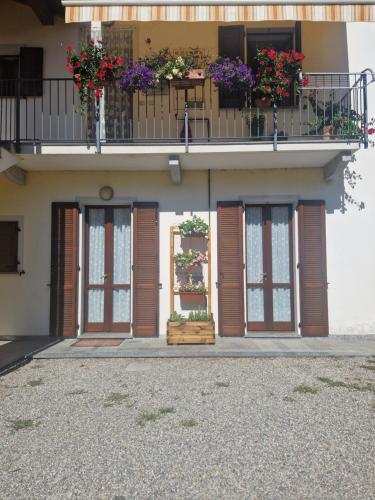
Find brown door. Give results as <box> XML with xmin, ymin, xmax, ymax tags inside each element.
<box><xmin>246</xmin><ymin>204</ymin><xmax>295</xmax><ymax>332</ymax></box>
<box><xmin>84</xmin><ymin>206</ymin><xmax>131</xmax><ymax>333</ymax></box>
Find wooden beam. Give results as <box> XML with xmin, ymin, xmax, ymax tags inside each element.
<box><xmin>12</xmin><ymin>0</ymin><xmax>56</xmax><ymax>25</ymax></box>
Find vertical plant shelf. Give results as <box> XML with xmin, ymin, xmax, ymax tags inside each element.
<box><xmin>167</xmin><ymin>224</ymin><xmax>215</xmax><ymax>345</ymax></box>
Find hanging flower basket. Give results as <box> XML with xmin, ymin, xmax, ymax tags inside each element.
<box><xmin>179</xmin><ymin>215</ymin><xmax>209</xmax><ymax>238</ymax></box>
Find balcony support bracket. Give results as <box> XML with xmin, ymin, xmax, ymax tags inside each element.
<box><xmin>3</xmin><ymin>166</ymin><xmax>27</xmax><ymax>186</ymax></box>
<box><xmin>169</xmin><ymin>155</ymin><xmax>181</xmax><ymax>185</ymax></box>
<box><xmin>323</xmin><ymin>153</ymin><xmax>354</xmax><ymax>182</ymax></box>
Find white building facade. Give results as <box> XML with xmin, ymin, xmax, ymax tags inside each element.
<box><xmin>0</xmin><ymin>0</ymin><xmax>374</xmax><ymax>338</ymax></box>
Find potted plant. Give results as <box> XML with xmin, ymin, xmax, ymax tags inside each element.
<box><xmin>65</xmin><ymin>40</ymin><xmax>123</xmax><ymax>110</ymax></box>
<box><xmin>175</xmin><ymin>250</ymin><xmax>207</xmax><ymax>270</ymax></box>
<box><xmin>253</xmin><ymin>48</ymin><xmax>305</xmax><ymax>106</ymax></box>
<box><xmin>207</xmin><ymin>57</ymin><xmax>254</xmax><ymax>94</ymax></box>
<box><xmin>179</xmin><ymin>215</ymin><xmax>208</xmax><ymax>238</ymax></box>
<box><xmin>179</xmin><ymin>282</ymin><xmax>206</xmax><ymax>303</ymax></box>
<box><xmin>246</xmin><ymin>113</ymin><xmax>266</xmax><ymax>139</ymax></box>
<box><xmin>118</xmin><ymin>60</ymin><xmax>158</xmax><ymax>94</ymax></box>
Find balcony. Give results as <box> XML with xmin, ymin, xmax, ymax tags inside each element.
<box><xmin>0</xmin><ymin>71</ymin><xmax>373</xmax><ymax>172</ymax></box>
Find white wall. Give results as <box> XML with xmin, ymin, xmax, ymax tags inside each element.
<box><xmin>0</xmin><ymin>165</ymin><xmax>374</xmax><ymax>336</ymax></box>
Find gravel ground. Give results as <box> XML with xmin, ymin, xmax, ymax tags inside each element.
<box><xmin>0</xmin><ymin>357</ymin><xmax>374</xmax><ymax>500</ymax></box>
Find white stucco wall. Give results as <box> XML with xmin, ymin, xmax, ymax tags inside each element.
<box><xmin>0</xmin><ymin>165</ymin><xmax>374</xmax><ymax>336</ymax></box>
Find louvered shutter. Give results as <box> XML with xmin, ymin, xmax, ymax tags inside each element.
<box><xmin>132</xmin><ymin>202</ymin><xmax>159</xmax><ymax>337</ymax></box>
<box><xmin>50</xmin><ymin>202</ymin><xmax>79</xmax><ymax>337</ymax></box>
<box><xmin>217</xmin><ymin>201</ymin><xmax>245</xmax><ymax>336</ymax></box>
<box><xmin>298</xmin><ymin>200</ymin><xmax>329</xmax><ymax>336</ymax></box>
<box><xmin>218</xmin><ymin>25</ymin><xmax>245</xmax><ymax>109</ymax></box>
<box><xmin>0</xmin><ymin>221</ymin><xmax>19</xmax><ymax>273</ymax></box>
<box><xmin>20</xmin><ymin>47</ymin><xmax>43</xmax><ymax>97</ymax></box>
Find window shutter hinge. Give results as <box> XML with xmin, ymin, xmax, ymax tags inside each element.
<box><xmin>17</xmin><ymin>226</ymin><xmax>21</xmax><ymax>232</ymax></box>
<box><xmin>76</xmin><ymin>324</ymin><xmax>79</xmax><ymax>330</ymax></box>
<box><xmin>77</xmin><ymin>265</ymin><xmax>80</xmax><ymax>272</ymax></box>
<box><xmin>298</xmin><ymin>322</ymin><xmax>302</xmax><ymax>328</ymax></box>
<box><xmin>297</xmin><ymin>263</ymin><xmax>300</xmax><ymax>269</ymax></box>
<box><xmin>243</xmin><ymin>263</ymin><xmax>245</xmax><ymax>269</ymax></box>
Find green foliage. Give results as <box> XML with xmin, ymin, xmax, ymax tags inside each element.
<box><xmin>187</xmin><ymin>310</ymin><xmax>211</xmax><ymax>321</ymax></box>
<box><xmin>174</xmin><ymin>250</ymin><xmax>206</xmax><ymax>270</ymax></box>
<box><xmin>293</xmin><ymin>385</ymin><xmax>320</xmax><ymax>394</ymax></box>
<box><xmin>171</xmin><ymin>311</ymin><xmax>185</xmax><ymax>321</ymax></box>
<box><xmin>8</xmin><ymin>418</ymin><xmax>40</xmax><ymax>433</ymax></box>
<box><xmin>181</xmin><ymin>419</ymin><xmax>197</xmax><ymax>428</ymax></box>
<box><xmin>178</xmin><ymin>215</ymin><xmax>209</xmax><ymax>237</ymax></box>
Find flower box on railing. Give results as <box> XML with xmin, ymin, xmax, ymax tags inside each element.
<box><xmin>171</xmin><ymin>69</ymin><xmax>205</xmax><ymax>89</ymax></box>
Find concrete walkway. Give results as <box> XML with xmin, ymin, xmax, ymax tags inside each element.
<box><xmin>34</xmin><ymin>336</ymin><xmax>375</xmax><ymax>359</ymax></box>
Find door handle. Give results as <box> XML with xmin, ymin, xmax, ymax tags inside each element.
<box><xmin>260</xmin><ymin>272</ymin><xmax>268</xmax><ymax>281</ymax></box>
<box><xmin>101</xmin><ymin>273</ymin><xmax>108</xmax><ymax>280</ymax></box>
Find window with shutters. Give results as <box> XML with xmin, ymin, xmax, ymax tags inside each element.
<box><xmin>218</xmin><ymin>23</ymin><xmax>301</xmax><ymax>108</ymax></box>
<box><xmin>0</xmin><ymin>220</ymin><xmax>21</xmax><ymax>273</ymax></box>
<box><xmin>247</xmin><ymin>26</ymin><xmax>301</xmax><ymax>106</ymax></box>
<box><xmin>0</xmin><ymin>47</ymin><xmax>43</xmax><ymax>97</ymax></box>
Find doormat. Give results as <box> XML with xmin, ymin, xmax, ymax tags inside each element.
<box><xmin>72</xmin><ymin>339</ymin><xmax>124</xmax><ymax>347</ymax></box>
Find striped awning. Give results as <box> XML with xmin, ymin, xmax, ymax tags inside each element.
<box><xmin>65</xmin><ymin>4</ymin><xmax>375</xmax><ymax>22</ymax></box>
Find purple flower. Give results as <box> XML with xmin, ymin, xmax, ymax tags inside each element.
<box><xmin>118</xmin><ymin>60</ymin><xmax>157</xmax><ymax>94</ymax></box>
<box><xmin>207</xmin><ymin>58</ymin><xmax>254</xmax><ymax>93</ymax></box>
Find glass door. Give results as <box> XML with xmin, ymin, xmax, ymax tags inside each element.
<box><xmin>245</xmin><ymin>205</ymin><xmax>294</xmax><ymax>332</ymax></box>
<box><xmin>84</xmin><ymin>206</ymin><xmax>131</xmax><ymax>333</ymax></box>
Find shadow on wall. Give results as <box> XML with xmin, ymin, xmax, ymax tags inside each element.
<box><xmin>325</xmin><ymin>162</ymin><xmax>365</xmax><ymax>215</ymax></box>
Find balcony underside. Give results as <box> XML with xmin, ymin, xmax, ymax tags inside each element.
<box><xmin>16</xmin><ymin>141</ymin><xmax>357</xmax><ymax>171</ymax></box>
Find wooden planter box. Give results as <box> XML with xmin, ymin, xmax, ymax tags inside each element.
<box><xmin>167</xmin><ymin>319</ymin><xmax>215</xmax><ymax>345</ymax></box>
<box><xmin>179</xmin><ymin>291</ymin><xmax>206</xmax><ymax>303</ymax></box>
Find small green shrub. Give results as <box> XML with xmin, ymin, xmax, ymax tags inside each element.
<box><xmin>179</xmin><ymin>215</ymin><xmax>208</xmax><ymax>237</ymax></box>
<box><xmin>293</xmin><ymin>385</ymin><xmax>320</xmax><ymax>394</ymax></box>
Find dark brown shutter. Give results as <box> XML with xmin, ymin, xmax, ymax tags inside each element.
<box><xmin>132</xmin><ymin>202</ymin><xmax>159</xmax><ymax>337</ymax></box>
<box><xmin>50</xmin><ymin>202</ymin><xmax>79</xmax><ymax>337</ymax></box>
<box><xmin>218</xmin><ymin>25</ymin><xmax>245</xmax><ymax>109</ymax></box>
<box><xmin>298</xmin><ymin>200</ymin><xmax>329</xmax><ymax>336</ymax></box>
<box><xmin>0</xmin><ymin>221</ymin><xmax>19</xmax><ymax>273</ymax></box>
<box><xmin>217</xmin><ymin>201</ymin><xmax>245</xmax><ymax>336</ymax></box>
<box><xmin>20</xmin><ymin>47</ymin><xmax>43</xmax><ymax>97</ymax></box>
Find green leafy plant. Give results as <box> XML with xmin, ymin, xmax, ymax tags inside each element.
<box><xmin>179</xmin><ymin>215</ymin><xmax>208</xmax><ymax>237</ymax></box>
<box><xmin>174</xmin><ymin>250</ymin><xmax>207</xmax><ymax>270</ymax></box>
<box><xmin>171</xmin><ymin>311</ymin><xmax>186</xmax><ymax>321</ymax></box>
<box><xmin>187</xmin><ymin>310</ymin><xmax>211</xmax><ymax>321</ymax></box>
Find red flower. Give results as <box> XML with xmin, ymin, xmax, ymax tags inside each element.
<box><xmin>65</xmin><ymin>56</ymin><xmax>70</xmax><ymax>63</ymax></box>
<box><xmin>276</xmin><ymin>86</ymin><xmax>283</xmax><ymax>95</ymax></box>
<box><xmin>74</xmin><ymin>61</ymin><xmax>81</xmax><ymax>68</ymax></box>
<box><xmin>65</xmin><ymin>44</ymin><xmax>74</xmax><ymax>53</ymax></box>
<box><xmin>117</xmin><ymin>56</ymin><xmax>123</xmax><ymax>66</ymax></box>
<box><xmin>99</xmin><ymin>60</ymin><xmax>107</xmax><ymax>67</ymax></box>
<box><xmin>87</xmin><ymin>81</ymin><xmax>94</xmax><ymax>89</ymax></box>
<box><xmin>75</xmin><ymin>82</ymin><xmax>82</xmax><ymax>89</ymax></box>
<box><xmin>74</xmin><ymin>73</ymin><xmax>81</xmax><ymax>79</ymax></box>
<box><xmin>266</xmin><ymin>66</ymin><xmax>273</xmax><ymax>73</ymax></box>
<box><xmin>268</xmin><ymin>49</ymin><xmax>277</xmax><ymax>60</ymax></box>
<box><xmin>65</xmin><ymin>63</ymin><xmax>73</xmax><ymax>73</ymax></box>
<box><xmin>302</xmin><ymin>78</ymin><xmax>310</xmax><ymax>86</ymax></box>
<box><xmin>368</xmin><ymin>128</ymin><xmax>375</xmax><ymax>135</ymax></box>
<box><xmin>277</xmin><ymin>62</ymin><xmax>284</xmax><ymax>69</ymax></box>
<box><xmin>94</xmin><ymin>89</ymin><xmax>102</xmax><ymax>98</ymax></box>
<box><xmin>284</xmin><ymin>91</ymin><xmax>290</xmax><ymax>97</ymax></box>
<box><xmin>107</xmin><ymin>63</ymin><xmax>114</xmax><ymax>69</ymax></box>
<box><xmin>261</xmin><ymin>48</ymin><xmax>268</xmax><ymax>55</ymax></box>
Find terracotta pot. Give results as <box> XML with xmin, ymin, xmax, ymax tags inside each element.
<box><xmin>171</xmin><ymin>69</ymin><xmax>206</xmax><ymax>89</ymax></box>
<box><xmin>322</xmin><ymin>125</ymin><xmax>334</xmax><ymax>140</ymax></box>
<box><xmin>255</xmin><ymin>98</ymin><xmax>272</xmax><ymax>108</ymax></box>
<box><xmin>179</xmin><ymin>292</ymin><xmax>206</xmax><ymax>303</ymax></box>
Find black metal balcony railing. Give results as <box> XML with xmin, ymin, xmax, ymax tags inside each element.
<box><xmin>0</xmin><ymin>71</ymin><xmax>373</xmax><ymax>153</ymax></box>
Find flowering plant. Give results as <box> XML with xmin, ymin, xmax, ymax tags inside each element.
<box><xmin>118</xmin><ymin>60</ymin><xmax>158</xmax><ymax>94</ymax></box>
<box><xmin>208</xmin><ymin>58</ymin><xmax>254</xmax><ymax>93</ymax></box>
<box><xmin>157</xmin><ymin>56</ymin><xmax>190</xmax><ymax>81</ymax></box>
<box><xmin>175</xmin><ymin>250</ymin><xmax>207</xmax><ymax>270</ymax></box>
<box><xmin>253</xmin><ymin>48</ymin><xmax>305</xmax><ymax>104</ymax></box>
<box><xmin>179</xmin><ymin>215</ymin><xmax>208</xmax><ymax>237</ymax></box>
<box><xmin>65</xmin><ymin>40</ymin><xmax>123</xmax><ymax>108</ymax></box>
<box><xmin>179</xmin><ymin>282</ymin><xmax>206</xmax><ymax>294</ymax></box>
